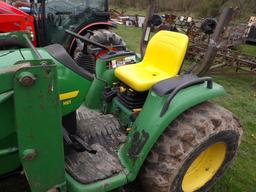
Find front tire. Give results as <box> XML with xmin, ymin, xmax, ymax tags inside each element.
<box><xmin>140</xmin><ymin>102</ymin><xmax>243</xmax><ymax>192</ymax></box>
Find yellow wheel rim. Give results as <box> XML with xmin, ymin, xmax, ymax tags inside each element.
<box><xmin>182</xmin><ymin>142</ymin><xmax>227</xmax><ymax>192</ymax></box>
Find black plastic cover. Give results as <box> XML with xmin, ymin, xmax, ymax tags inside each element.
<box><xmin>152</xmin><ymin>74</ymin><xmax>199</xmax><ymax>96</ymax></box>
<box><xmin>44</xmin><ymin>44</ymin><xmax>94</xmax><ymax>80</ymax></box>
<box><xmin>100</xmin><ymin>51</ymin><xmax>135</xmax><ymax>61</ymax></box>
<box><xmin>0</xmin><ymin>37</ymin><xmax>29</xmax><ymax>49</ymax></box>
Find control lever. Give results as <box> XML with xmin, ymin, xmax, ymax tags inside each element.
<box><xmin>62</xmin><ymin>127</ymin><xmax>97</xmax><ymax>154</ymax></box>
<box><xmin>183</xmin><ymin>62</ymin><xmax>198</xmax><ymax>75</ymax></box>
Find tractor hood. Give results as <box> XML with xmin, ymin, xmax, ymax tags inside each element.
<box><xmin>0</xmin><ymin>50</ymin><xmax>25</xmax><ymax>68</ymax></box>
<box><xmin>0</xmin><ymin>47</ymin><xmax>92</xmax><ymax>116</ymax></box>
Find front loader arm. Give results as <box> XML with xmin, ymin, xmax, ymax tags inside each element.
<box><xmin>0</xmin><ymin>60</ymin><xmax>66</xmax><ymax>192</ymax></box>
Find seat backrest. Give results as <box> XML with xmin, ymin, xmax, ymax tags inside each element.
<box><xmin>142</xmin><ymin>30</ymin><xmax>189</xmax><ymax>76</ymax></box>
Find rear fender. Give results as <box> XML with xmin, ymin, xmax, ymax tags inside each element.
<box><xmin>118</xmin><ymin>82</ymin><xmax>226</xmax><ymax>181</ymax></box>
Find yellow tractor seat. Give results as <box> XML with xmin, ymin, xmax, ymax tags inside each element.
<box><xmin>115</xmin><ymin>31</ymin><xmax>189</xmax><ymax>92</ymax></box>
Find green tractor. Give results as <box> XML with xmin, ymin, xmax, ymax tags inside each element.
<box><xmin>0</xmin><ymin>30</ymin><xmax>242</xmax><ymax>192</ymax></box>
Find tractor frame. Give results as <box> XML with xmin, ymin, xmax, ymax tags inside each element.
<box><xmin>0</xmin><ymin>31</ymin><xmax>227</xmax><ymax>192</ymax></box>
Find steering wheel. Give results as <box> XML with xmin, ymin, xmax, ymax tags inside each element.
<box><xmin>66</xmin><ymin>29</ymin><xmax>110</xmax><ymax>51</ymax></box>
<box><xmin>65</xmin><ymin>29</ymin><xmax>126</xmax><ymax>52</ymax></box>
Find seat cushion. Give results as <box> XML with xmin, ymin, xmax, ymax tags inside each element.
<box><xmin>115</xmin><ymin>63</ymin><xmax>172</xmax><ymax>92</ymax></box>
<box><xmin>114</xmin><ymin>31</ymin><xmax>189</xmax><ymax>92</ymax></box>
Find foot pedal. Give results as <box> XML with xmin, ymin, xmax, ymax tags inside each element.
<box><xmin>63</xmin><ymin>128</ymin><xmax>97</xmax><ymax>154</ymax></box>
<box><xmin>70</xmin><ymin>135</ymin><xmax>97</xmax><ymax>154</ymax></box>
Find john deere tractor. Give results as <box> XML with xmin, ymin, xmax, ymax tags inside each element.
<box><xmin>0</xmin><ymin>30</ymin><xmax>242</xmax><ymax>192</ymax></box>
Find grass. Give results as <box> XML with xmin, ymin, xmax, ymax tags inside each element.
<box><xmin>110</xmin><ymin>6</ymin><xmax>147</xmax><ymax>16</ymax></box>
<box><xmin>113</xmin><ymin>25</ymin><xmax>256</xmax><ymax>192</ymax></box>
<box><xmin>236</xmin><ymin>44</ymin><xmax>256</xmax><ymax>56</ymax></box>
<box><xmin>211</xmin><ymin>76</ymin><xmax>256</xmax><ymax>192</ymax></box>
<box><xmin>114</xmin><ymin>25</ymin><xmax>143</xmax><ymax>53</ymax></box>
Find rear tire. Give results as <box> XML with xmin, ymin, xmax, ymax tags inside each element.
<box><xmin>140</xmin><ymin>102</ymin><xmax>243</xmax><ymax>192</ymax></box>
